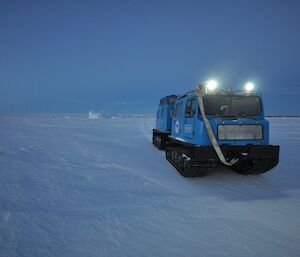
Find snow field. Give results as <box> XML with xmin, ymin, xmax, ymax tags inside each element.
<box><xmin>0</xmin><ymin>115</ymin><xmax>299</xmax><ymax>257</ymax></box>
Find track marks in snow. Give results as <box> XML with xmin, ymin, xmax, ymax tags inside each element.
<box><xmin>139</xmin><ymin>120</ymin><xmax>153</xmax><ymax>142</ymax></box>
<box><xmin>139</xmin><ymin>119</ymin><xmax>165</xmax><ymax>156</ymax></box>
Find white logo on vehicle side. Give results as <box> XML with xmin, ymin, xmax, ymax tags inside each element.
<box><xmin>175</xmin><ymin>121</ymin><xmax>180</xmax><ymax>133</ymax></box>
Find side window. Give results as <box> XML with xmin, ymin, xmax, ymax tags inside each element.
<box><xmin>185</xmin><ymin>100</ymin><xmax>192</xmax><ymax>117</ymax></box>
<box><xmin>156</xmin><ymin>109</ymin><xmax>160</xmax><ymax>119</ymax></box>
<box><xmin>185</xmin><ymin>99</ymin><xmax>196</xmax><ymax>118</ymax></box>
<box><xmin>175</xmin><ymin>103</ymin><xmax>182</xmax><ymax>118</ymax></box>
<box><xmin>160</xmin><ymin>107</ymin><xmax>164</xmax><ymax>118</ymax></box>
<box><xmin>191</xmin><ymin>99</ymin><xmax>196</xmax><ymax>116</ymax></box>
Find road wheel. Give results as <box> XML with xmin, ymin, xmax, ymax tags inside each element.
<box><xmin>181</xmin><ymin>159</ymin><xmax>192</xmax><ymax>177</ymax></box>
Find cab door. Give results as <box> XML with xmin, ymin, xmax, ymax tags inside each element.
<box><xmin>183</xmin><ymin>98</ymin><xmax>196</xmax><ymax>139</ymax></box>
<box><xmin>172</xmin><ymin>102</ymin><xmax>182</xmax><ymax>137</ymax></box>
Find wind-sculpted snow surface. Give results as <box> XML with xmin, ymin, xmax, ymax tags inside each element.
<box><xmin>0</xmin><ymin>115</ymin><xmax>299</xmax><ymax>257</ymax></box>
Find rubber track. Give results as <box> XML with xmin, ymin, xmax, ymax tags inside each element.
<box><xmin>166</xmin><ymin>145</ymin><xmax>216</xmax><ymax>177</ymax></box>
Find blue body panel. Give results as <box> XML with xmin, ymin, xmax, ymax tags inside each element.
<box><xmin>169</xmin><ymin>91</ymin><xmax>270</xmax><ymax>146</ymax></box>
<box><xmin>155</xmin><ymin>95</ymin><xmax>177</xmax><ymax>133</ymax></box>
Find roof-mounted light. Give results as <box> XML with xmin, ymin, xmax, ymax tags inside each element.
<box><xmin>205</xmin><ymin>80</ymin><xmax>218</xmax><ymax>91</ymax></box>
<box><xmin>244</xmin><ymin>82</ymin><xmax>255</xmax><ymax>91</ymax></box>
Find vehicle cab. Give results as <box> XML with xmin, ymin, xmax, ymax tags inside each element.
<box><xmin>171</xmin><ymin>90</ymin><xmax>269</xmax><ymax>147</ymax></box>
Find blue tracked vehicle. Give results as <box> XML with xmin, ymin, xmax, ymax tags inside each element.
<box><xmin>153</xmin><ymin>81</ymin><xmax>280</xmax><ymax>177</ymax></box>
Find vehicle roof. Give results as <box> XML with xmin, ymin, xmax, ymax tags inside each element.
<box><xmin>159</xmin><ymin>94</ymin><xmax>177</xmax><ymax>101</ymax></box>
<box><xmin>176</xmin><ymin>90</ymin><xmax>261</xmax><ymax>101</ymax></box>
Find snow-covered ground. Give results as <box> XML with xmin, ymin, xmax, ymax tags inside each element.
<box><xmin>0</xmin><ymin>115</ymin><xmax>299</xmax><ymax>257</ymax></box>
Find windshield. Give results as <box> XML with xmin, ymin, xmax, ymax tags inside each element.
<box><xmin>203</xmin><ymin>95</ymin><xmax>261</xmax><ymax>116</ymax></box>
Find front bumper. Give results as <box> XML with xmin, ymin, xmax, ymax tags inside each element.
<box><xmin>194</xmin><ymin>144</ymin><xmax>280</xmax><ymax>161</ymax></box>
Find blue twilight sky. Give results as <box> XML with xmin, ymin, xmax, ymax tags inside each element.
<box><xmin>0</xmin><ymin>0</ymin><xmax>300</xmax><ymax>115</ymax></box>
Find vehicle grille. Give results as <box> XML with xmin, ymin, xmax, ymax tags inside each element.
<box><xmin>218</xmin><ymin>124</ymin><xmax>263</xmax><ymax>140</ymax></box>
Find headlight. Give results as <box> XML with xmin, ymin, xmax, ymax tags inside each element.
<box><xmin>218</xmin><ymin>124</ymin><xmax>263</xmax><ymax>140</ymax></box>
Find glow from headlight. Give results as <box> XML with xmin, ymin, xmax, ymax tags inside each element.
<box><xmin>245</xmin><ymin>82</ymin><xmax>255</xmax><ymax>91</ymax></box>
<box><xmin>206</xmin><ymin>80</ymin><xmax>218</xmax><ymax>91</ymax></box>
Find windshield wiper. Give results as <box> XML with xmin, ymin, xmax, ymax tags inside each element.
<box><xmin>233</xmin><ymin>112</ymin><xmax>256</xmax><ymax>120</ymax></box>
<box><xmin>235</xmin><ymin>115</ymin><xmax>257</xmax><ymax>120</ymax></box>
<box><xmin>215</xmin><ymin>114</ymin><xmax>236</xmax><ymax>119</ymax></box>
<box><xmin>215</xmin><ymin>114</ymin><xmax>257</xmax><ymax>120</ymax></box>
